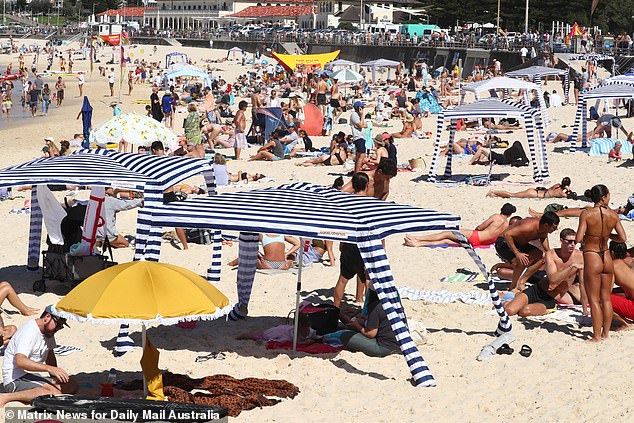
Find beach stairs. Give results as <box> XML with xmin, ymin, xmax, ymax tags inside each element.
<box><xmin>165</xmin><ymin>38</ymin><xmax>182</xmax><ymax>47</ymax></box>
<box><xmin>65</xmin><ymin>33</ymin><xmax>84</xmax><ymax>45</ymax></box>
<box><xmin>281</xmin><ymin>42</ymin><xmax>304</xmax><ymax>55</ymax></box>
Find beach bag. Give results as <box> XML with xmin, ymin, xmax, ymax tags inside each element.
<box><xmin>66</xmin><ymin>254</ymin><xmax>111</xmax><ymax>281</ymax></box>
<box><xmin>299</xmin><ymin>303</ymin><xmax>340</xmax><ymax>335</ymax></box>
<box><xmin>465</xmin><ymin>175</ymin><xmax>490</xmax><ymax>186</ymax></box>
<box><xmin>185</xmin><ymin>228</ymin><xmax>214</xmax><ymax>245</ymax></box>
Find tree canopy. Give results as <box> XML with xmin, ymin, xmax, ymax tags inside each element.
<box><xmin>421</xmin><ymin>0</ymin><xmax>634</xmax><ymax>34</ymax></box>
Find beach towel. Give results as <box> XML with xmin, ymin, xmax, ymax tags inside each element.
<box><xmin>524</xmin><ymin>305</ymin><xmax>592</xmax><ymax>326</ymax></box>
<box><xmin>589</xmin><ymin>138</ymin><xmax>633</xmax><ymax>156</ymax></box>
<box><xmin>113</xmin><ymin>324</ymin><xmax>134</xmax><ymax>357</ymax></box>
<box><xmin>396</xmin><ymin>287</ymin><xmax>492</xmax><ymax>306</ymax></box>
<box><xmin>426</xmin><ymin>243</ymin><xmax>494</xmax><ymax>250</ymax></box>
<box><xmin>440</xmin><ymin>271</ymin><xmax>486</xmax><ymax>283</ymax></box>
<box><xmin>53</xmin><ymin>345</ymin><xmax>83</xmax><ymax>356</ymax></box>
<box><xmin>265</xmin><ymin>341</ymin><xmax>343</xmax><ymax>354</ymax></box>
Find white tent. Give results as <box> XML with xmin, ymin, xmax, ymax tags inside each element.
<box><xmin>428</xmin><ymin>99</ymin><xmax>548</xmax><ymax>183</ymax></box>
<box><xmin>362</xmin><ymin>59</ymin><xmax>400</xmax><ymax>82</ymax></box>
<box><xmin>506</xmin><ymin>66</ymin><xmax>570</xmax><ymax>105</ymax></box>
<box><xmin>462</xmin><ymin>76</ymin><xmax>551</xmax><ymax>126</ymax></box>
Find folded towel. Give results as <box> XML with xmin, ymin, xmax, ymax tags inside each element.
<box><xmin>397</xmin><ymin>287</ymin><xmax>492</xmax><ymax>306</ymax></box>
<box><xmin>53</xmin><ymin>345</ymin><xmax>82</xmax><ymax>356</ymax></box>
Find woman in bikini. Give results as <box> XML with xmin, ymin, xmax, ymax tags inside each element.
<box><xmin>486</xmin><ymin>177</ymin><xmax>573</xmax><ymax>199</ymax></box>
<box><xmin>257</xmin><ymin>233</ymin><xmax>300</xmax><ymax>270</ymax></box>
<box><xmin>576</xmin><ymin>185</ymin><xmax>626</xmax><ymax>342</ymax></box>
<box><xmin>298</xmin><ymin>139</ymin><xmax>347</xmax><ymax>167</ymax></box>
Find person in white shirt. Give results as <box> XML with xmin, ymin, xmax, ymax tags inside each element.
<box><xmin>77</xmin><ymin>71</ymin><xmax>85</xmax><ymax>97</ymax></box>
<box><xmin>0</xmin><ymin>305</ymin><xmax>76</xmax><ymax>406</ymax></box>
<box><xmin>549</xmin><ymin>90</ymin><xmax>563</xmax><ymax>108</ymax></box>
<box><xmin>520</xmin><ymin>46</ymin><xmax>528</xmax><ymax>63</ymax></box>
<box><xmin>267</xmin><ymin>89</ymin><xmax>281</xmax><ymax>108</ymax></box>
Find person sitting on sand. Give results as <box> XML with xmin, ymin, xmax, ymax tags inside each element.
<box><xmin>249</xmin><ymin>132</ymin><xmax>285</xmax><ymax>162</ymax></box>
<box><xmin>295</xmin><ymin>239</ymin><xmax>336</xmax><ymax>267</ymax></box>
<box><xmin>229</xmin><ymin>233</ymin><xmax>301</xmax><ymax>270</ymax></box>
<box><xmin>503</xmin><ymin>229</ymin><xmax>586</xmax><ymax>317</ymax></box>
<box><xmin>496</xmin><ymin>212</ymin><xmax>560</xmax><ymax>291</ymax></box>
<box><xmin>545</xmin><ymin>131</ymin><xmax>576</xmax><ymax>144</ymax></box>
<box><xmin>608</xmin><ymin>141</ymin><xmax>623</xmax><ymax>162</ymax></box>
<box><xmin>391</xmin><ymin>114</ymin><xmax>415</xmax><ymax>139</ymax></box>
<box><xmin>405</xmin><ymin>203</ymin><xmax>516</xmax><ymax>248</ymax></box>
<box><xmin>608</xmin><ymin>241</ymin><xmax>634</xmax><ymax>329</ymax></box>
<box><xmin>337</xmin><ymin>290</ymin><xmax>401</xmax><ymax>357</ymax></box>
<box><xmin>487</xmin><ymin>177</ymin><xmax>573</xmax><ymax>199</ymax></box>
<box><xmin>366</xmin><ymin>134</ymin><xmax>389</xmax><ymax>168</ymax></box>
<box><xmin>0</xmin><ymin>305</ymin><xmax>77</xmax><ymax>407</ymax></box>
<box><xmin>483</xmin><ymin>117</ymin><xmax>522</xmax><ymax>131</ymax></box>
<box><xmin>237</xmin><ymin>312</ymin><xmax>320</xmax><ymax>344</ymax></box>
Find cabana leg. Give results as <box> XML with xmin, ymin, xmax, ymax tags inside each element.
<box><xmin>358</xmin><ymin>237</ymin><xmax>437</xmax><ymax>387</ymax></box>
<box><xmin>228</xmin><ymin>232</ymin><xmax>259</xmax><ymax>321</ymax></box>
<box><xmin>27</xmin><ymin>186</ymin><xmax>43</xmax><ymax>271</ymax></box>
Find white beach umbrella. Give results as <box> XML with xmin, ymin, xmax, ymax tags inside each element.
<box><xmin>332</xmin><ymin>68</ymin><xmax>364</xmax><ymax>84</ymax></box>
<box><xmin>91</xmin><ymin>113</ymin><xmax>178</xmax><ymax>150</ymax></box>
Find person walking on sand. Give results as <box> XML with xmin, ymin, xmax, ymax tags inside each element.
<box><xmin>54</xmin><ymin>76</ymin><xmax>65</xmax><ymax>107</ymax></box>
<box><xmin>76</xmin><ymin>71</ymin><xmax>84</xmax><ymax>98</ymax></box>
<box><xmin>576</xmin><ymin>185</ymin><xmax>626</xmax><ymax>342</ymax></box>
<box><xmin>108</xmin><ymin>68</ymin><xmax>115</xmax><ymax>97</ymax></box>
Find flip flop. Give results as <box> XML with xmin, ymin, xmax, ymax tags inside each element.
<box><xmin>496</xmin><ymin>343</ymin><xmax>514</xmax><ymax>355</ymax></box>
<box><xmin>519</xmin><ymin>344</ymin><xmax>532</xmax><ymax>358</ymax></box>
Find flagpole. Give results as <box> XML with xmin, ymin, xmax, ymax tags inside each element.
<box><xmin>118</xmin><ymin>44</ymin><xmax>123</xmax><ymax>104</ymax></box>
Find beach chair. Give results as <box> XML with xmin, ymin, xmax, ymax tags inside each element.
<box><xmin>465</xmin><ymin>161</ymin><xmax>494</xmax><ymax>186</ymax></box>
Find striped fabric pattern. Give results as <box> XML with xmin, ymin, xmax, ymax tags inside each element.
<box><xmin>113</xmin><ymin>323</ymin><xmax>135</xmax><ymax>357</ymax></box>
<box><xmin>202</xmin><ymin>169</ymin><xmax>222</xmax><ymax>284</ymax></box>
<box><xmin>228</xmin><ymin>232</ymin><xmax>259</xmax><ymax>321</ymax></box>
<box><xmin>27</xmin><ymin>187</ymin><xmax>43</xmax><ymax>270</ymax></box>
<box><xmin>136</xmin><ymin>182</ymin><xmax>462</xmax><ymax>245</ymax></box>
<box><xmin>428</xmin><ymin>99</ymin><xmax>548</xmax><ymax>183</ymax></box>
<box><xmin>452</xmin><ymin>231</ymin><xmax>512</xmax><ymax>335</ymax></box>
<box><xmin>570</xmin><ymin>83</ymin><xmax>634</xmax><ymax>151</ymax></box>
<box><xmin>506</xmin><ymin>66</ymin><xmax>570</xmax><ymax>105</ymax></box>
<box><xmin>588</xmin><ymin>138</ymin><xmax>633</xmax><ymax>155</ymax></box>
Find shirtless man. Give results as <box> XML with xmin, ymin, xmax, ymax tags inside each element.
<box><xmin>404</xmin><ymin>203</ymin><xmax>516</xmax><ymax>247</ymax></box>
<box><xmin>504</xmin><ymin>228</ymin><xmax>586</xmax><ymax>317</ymax></box>
<box><xmin>608</xmin><ymin>241</ymin><xmax>634</xmax><ymax>328</ymax></box>
<box><xmin>250</xmin><ymin>88</ymin><xmax>264</xmax><ymax>134</ymax></box>
<box><xmin>495</xmin><ymin>212</ymin><xmax>560</xmax><ymax>291</ymax></box>
<box><xmin>330</xmin><ymin>80</ymin><xmax>342</xmax><ymax>119</ymax></box>
<box><xmin>341</xmin><ymin>158</ymin><xmax>397</xmax><ymax>200</ymax></box>
<box><xmin>234</xmin><ymin>101</ymin><xmax>247</xmax><ymax>160</ymax></box>
<box><xmin>316</xmin><ymin>74</ymin><xmax>329</xmax><ymax>116</ymax></box>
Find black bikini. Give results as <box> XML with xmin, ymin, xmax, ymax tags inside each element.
<box><xmin>324</xmin><ymin>151</ymin><xmax>343</xmax><ymax>166</ymax></box>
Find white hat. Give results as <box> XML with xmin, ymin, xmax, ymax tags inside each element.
<box><xmin>44</xmin><ymin>137</ymin><xmax>54</xmax><ymax>142</ymax></box>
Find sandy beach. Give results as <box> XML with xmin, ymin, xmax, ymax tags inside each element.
<box><xmin>0</xmin><ymin>39</ymin><xmax>633</xmax><ymax>422</ymax></box>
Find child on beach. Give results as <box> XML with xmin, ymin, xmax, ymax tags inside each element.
<box><xmin>608</xmin><ymin>141</ymin><xmax>622</xmax><ymax>162</ymax></box>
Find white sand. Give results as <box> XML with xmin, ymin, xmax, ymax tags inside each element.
<box><xmin>0</xmin><ymin>40</ymin><xmax>633</xmax><ymax>422</ymax></box>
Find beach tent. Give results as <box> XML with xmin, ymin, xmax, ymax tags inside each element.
<box><xmin>570</xmin><ymin>82</ymin><xmax>634</xmax><ymax>151</ymax></box>
<box><xmin>428</xmin><ymin>99</ymin><xmax>548</xmax><ymax>183</ymax></box>
<box><xmin>506</xmin><ymin>66</ymin><xmax>570</xmax><ymax>105</ymax></box>
<box><xmin>327</xmin><ymin>59</ymin><xmax>357</xmax><ymax>69</ymax></box>
<box><xmin>461</xmin><ymin>76</ymin><xmax>550</xmax><ymax>126</ymax></box>
<box><xmin>301</xmin><ymin>104</ymin><xmax>324</xmax><ymax>136</ymax></box>
<box><xmin>361</xmin><ymin>59</ymin><xmax>400</xmax><ymax>82</ymax></box>
<box><xmin>0</xmin><ymin>149</ymin><xmax>217</xmax><ymax>275</ymax></box>
<box><xmin>134</xmin><ymin>181</ymin><xmax>513</xmax><ymax>387</ymax></box>
<box><xmin>252</xmin><ymin>107</ymin><xmax>288</xmax><ymax>142</ymax></box>
<box><xmin>605</xmin><ymin>75</ymin><xmax>634</xmax><ymax>85</ymax></box>
<box><xmin>272</xmin><ymin>50</ymin><xmax>340</xmax><ymax>73</ymax></box>
<box><xmin>165</xmin><ymin>52</ymin><xmax>188</xmax><ymax>68</ymax></box>
<box><xmin>165</xmin><ymin>65</ymin><xmax>212</xmax><ymax>89</ymax></box>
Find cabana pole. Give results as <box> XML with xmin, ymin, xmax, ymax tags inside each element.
<box><xmin>292</xmin><ymin>238</ymin><xmax>306</xmax><ymax>351</ymax></box>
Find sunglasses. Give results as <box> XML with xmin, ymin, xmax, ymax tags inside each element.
<box><xmin>560</xmin><ymin>239</ymin><xmax>576</xmax><ymax>244</ymax></box>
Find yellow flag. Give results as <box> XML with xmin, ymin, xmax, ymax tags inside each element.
<box><xmin>140</xmin><ymin>337</ymin><xmax>165</xmax><ymax>401</ymax></box>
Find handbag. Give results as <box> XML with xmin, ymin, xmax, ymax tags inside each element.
<box><xmin>297</xmin><ymin>303</ymin><xmax>340</xmax><ymax>335</ymax></box>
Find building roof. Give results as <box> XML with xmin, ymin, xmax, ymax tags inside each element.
<box><xmin>228</xmin><ymin>5</ymin><xmax>313</xmax><ymax>18</ymax></box>
<box><xmin>96</xmin><ymin>7</ymin><xmax>155</xmax><ymax>18</ymax></box>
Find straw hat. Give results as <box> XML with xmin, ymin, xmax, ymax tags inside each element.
<box><xmin>405</xmin><ymin>114</ymin><xmax>414</xmax><ymax>123</ymax></box>
<box><xmin>374</xmin><ymin>134</ymin><xmax>386</xmax><ymax>146</ymax></box>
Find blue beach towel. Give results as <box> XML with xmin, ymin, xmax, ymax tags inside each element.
<box><xmin>589</xmin><ymin>138</ymin><xmax>632</xmax><ymax>156</ymax></box>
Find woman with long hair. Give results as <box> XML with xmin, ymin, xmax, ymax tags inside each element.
<box><xmin>576</xmin><ymin>185</ymin><xmax>626</xmax><ymax>342</ymax></box>
<box><xmin>487</xmin><ymin>177</ymin><xmax>574</xmax><ymax>199</ymax></box>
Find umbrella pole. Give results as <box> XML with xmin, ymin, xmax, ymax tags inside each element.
<box><xmin>142</xmin><ymin>323</ymin><xmax>148</xmax><ymax>398</ymax></box>
<box><xmin>292</xmin><ymin>238</ymin><xmax>305</xmax><ymax>351</ymax></box>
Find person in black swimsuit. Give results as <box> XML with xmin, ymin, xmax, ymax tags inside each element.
<box><xmin>298</xmin><ymin>139</ymin><xmax>348</xmax><ymax>167</ymax></box>
<box><xmin>576</xmin><ymin>185</ymin><xmax>627</xmax><ymax>342</ymax></box>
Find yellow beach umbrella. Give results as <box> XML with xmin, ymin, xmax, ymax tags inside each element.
<box><xmin>53</xmin><ymin>261</ymin><xmax>231</xmax><ymax>324</ymax></box>
<box><xmin>53</xmin><ymin>261</ymin><xmax>231</xmax><ymax>399</ymax></box>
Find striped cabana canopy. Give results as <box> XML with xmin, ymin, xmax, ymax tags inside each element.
<box><xmin>135</xmin><ymin>182</ymin><xmax>513</xmax><ymax>388</ymax></box>
<box><xmin>570</xmin><ymin>82</ymin><xmax>634</xmax><ymax>151</ymax></box>
<box><xmin>428</xmin><ymin>99</ymin><xmax>548</xmax><ymax>183</ymax></box>
<box><xmin>506</xmin><ymin>65</ymin><xmax>570</xmax><ymax>105</ymax></box>
<box><xmin>0</xmin><ymin>149</ymin><xmax>213</xmax><ymax>191</ymax></box>
<box><xmin>462</xmin><ymin>76</ymin><xmax>550</xmax><ymax>126</ymax></box>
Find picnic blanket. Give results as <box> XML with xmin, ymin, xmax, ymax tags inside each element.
<box><xmin>589</xmin><ymin>138</ymin><xmax>632</xmax><ymax>156</ymax></box>
<box><xmin>397</xmin><ymin>287</ymin><xmax>492</xmax><ymax>306</ymax></box>
<box><xmin>524</xmin><ymin>305</ymin><xmax>592</xmax><ymax>326</ymax></box>
<box><xmin>266</xmin><ymin>341</ymin><xmax>343</xmax><ymax>354</ymax></box>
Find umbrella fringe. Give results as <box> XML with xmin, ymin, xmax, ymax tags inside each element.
<box><xmin>51</xmin><ymin>303</ymin><xmax>234</xmax><ymax>326</ymax></box>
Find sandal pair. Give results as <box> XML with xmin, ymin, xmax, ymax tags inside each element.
<box><xmin>496</xmin><ymin>343</ymin><xmax>532</xmax><ymax>357</ymax></box>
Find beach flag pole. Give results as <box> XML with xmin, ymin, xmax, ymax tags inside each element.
<box><xmin>141</xmin><ymin>323</ymin><xmax>148</xmax><ymax>398</ymax></box>
<box><xmin>292</xmin><ymin>238</ymin><xmax>308</xmax><ymax>351</ymax></box>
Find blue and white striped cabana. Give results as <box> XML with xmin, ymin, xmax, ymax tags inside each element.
<box><xmin>428</xmin><ymin>99</ymin><xmax>548</xmax><ymax>183</ymax></box>
<box><xmin>506</xmin><ymin>65</ymin><xmax>570</xmax><ymax>105</ymax></box>
<box><xmin>570</xmin><ymin>82</ymin><xmax>634</xmax><ymax>151</ymax></box>
<box><xmin>461</xmin><ymin>76</ymin><xmax>550</xmax><ymax>126</ymax></box>
<box><xmin>136</xmin><ymin>182</ymin><xmax>513</xmax><ymax>387</ymax></box>
<box><xmin>0</xmin><ymin>150</ymin><xmax>218</xmax><ymax>276</ymax></box>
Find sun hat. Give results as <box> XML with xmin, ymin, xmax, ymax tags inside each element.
<box><xmin>373</xmin><ymin>134</ymin><xmax>386</xmax><ymax>146</ymax></box>
<box><xmin>405</xmin><ymin>114</ymin><xmax>414</xmax><ymax>122</ymax></box>
<box><xmin>44</xmin><ymin>137</ymin><xmax>54</xmax><ymax>142</ymax></box>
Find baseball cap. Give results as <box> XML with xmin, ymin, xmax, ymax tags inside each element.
<box><xmin>353</xmin><ymin>101</ymin><xmax>365</xmax><ymax>108</ymax></box>
<box><xmin>44</xmin><ymin>137</ymin><xmax>54</xmax><ymax>142</ymax></box>
<box><xmin>43</xmin><ymin>305</ymin><xmax>69</xmax><ymax>328</ymax></box>
<box><xmin>288</xmin><ymin>122</ymin><xmax>295</xmax><ymax>127</ymax></box>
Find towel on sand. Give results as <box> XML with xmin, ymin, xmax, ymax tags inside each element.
<box><xmin>266</xmin><ymin>341</ymin><xmax>343</xmax><ymax>354</ymax></box>
<box><xmin>524</xmin><ymin>305</ymin><xmax>592</xmax><ymax>326</ymax></box>
<box><xmin>589</xmin><ymin>138</ymin><xmax>632</xmax><ymax>156</ymax></box>
<box><xmin>397</xmin><ymin>287</ymin><xmax>492</xmax><ymax>306</ymax></box>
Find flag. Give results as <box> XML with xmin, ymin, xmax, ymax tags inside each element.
<box><xmin>139</xmin><ymin>337</ymin><xmax>164</xmax><ymax>401</ymax></box>
<box><xmin>99</xmin><ymin>34</ymin><xmax>121</xmax><ymax>46</ymax></box>
<box><xmin>591</xmin><ymin>0</ymin><xmax>600</xmax><ymax>16</ymax></box>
